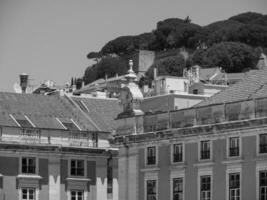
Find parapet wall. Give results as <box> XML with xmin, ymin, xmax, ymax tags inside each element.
<box><xmin>140</xmin><ymin>96</ymin><xmax>267</xmax><ymax>133</ymax></box>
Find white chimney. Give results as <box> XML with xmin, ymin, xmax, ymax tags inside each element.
<box><xmin>153</xmin><ymin>67</ymin><xmax>157</xmax><ymax>80</ymax></box>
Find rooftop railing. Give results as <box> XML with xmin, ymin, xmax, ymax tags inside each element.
<box><xmin>143</xmin><ymin>96</ymin><xmax>267</xmax><ymax>133</ymax></box>
<box><xmin>0</xmin><ymin>127</ymin><xmax>105</xmax><ymax>148</ymax></box>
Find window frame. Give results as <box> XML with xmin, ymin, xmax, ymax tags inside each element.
<box><xmin>198</xmin><ymin>140</ymin><xmax>212</xmax><ymax>161</ymax></box>
<box><xmin>258</xmin><ymin>134</ymin><xmax>267</xmax><ymax>155</ymax></box>
<box><xmin>226</xmin><ymin>165</ymin><xmax>242</xmax><ymax>200</ymax></box>
<box><xmin>21</xmin><ymin>188</ymin><xmax>36</xmax><ymax>200</ymax></box>
<box><xmin>20</xmin><ymin>156</ymin><xmax>38</xmax><ymax>175</ymax></box>
<box><xmin>170</xmin><ymin>170</ymin><xmax>185</xmax><ymax>200</ymax></box>
<box><xmin>227</xmin><ymin>136</ymin><xmax>242</xmax><ymax>158</ymax></box>
<box><xmin>70</xmin><ymin>190</ymin><xmax>84</xmax><ymax>200</ymax></box>
<box><xmin>68</xmin><ymin>159</ymin><xmax>87</xmax><ymax>178</ymax></box>
<box><xmin>197</xmin><ymin>168</ymin><xmax>213</xmax><ymax>200</ymax></box>
<box><xmin>171</xmin><ymin>142</ymin><xmax>185</xmax><ymax>164</ymax></box>
<box><xmin>200</xmin><ymin>175</ymin><xmax>211</xmax><ymax>200</ymax></box>
<box><xmin>259</xmin><ymin>170</ymin><xmax>267</xmax><ymax>200</ymax></box>
<box><xmin>19</xmin><ymin>187</ymin><xmax>39</xmax><ymax>200</ymax></box>
<box><xmin>145</xmin><ymin>145</ymin><xmax>158</xmax><ymax>167</ymax></box>
<box><xmin>256</xmin><ymin>162</ymin><xmax>267</xmax><ymax>200</ymax></box>
<box><xmin>144</xmin><ymin>175</ymin><xmax>158</xmax><ymax>200</ymax></box>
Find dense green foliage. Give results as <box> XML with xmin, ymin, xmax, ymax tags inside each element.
<box><xmin>190</xmin><ymin>42</ymin><xmax>261</xmax><ymax>72</ymax></box>
<box><xmin>147</xmin><ymin>54</ymin><xmax>186</xmax><ymax>78</ymax></box>
<box><xmin>92</xmin><ymin>12</ymin><xmax>267</xmax><ymax>57</ymax></box>
<box><xmin>83</xmin><ymin>12</ymin><xmax>267</xmax><ymax>85</ymax></box>
<box><xmin>83</xmin><ymin>56</ymin><xmax>128</xmax><ymax>84</ymax></box>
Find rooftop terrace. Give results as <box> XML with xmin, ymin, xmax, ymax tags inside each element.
<box><xmin>113</xmin><ymin>95</ymin><xmax>267</xmax><ymax>144</ymax></box>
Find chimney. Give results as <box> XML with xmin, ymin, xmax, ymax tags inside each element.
<box><xmin>153</xmin><ymin>67</ymin><xmax>157</xmax><ymax>80</ymax></box>
<box><xmin>195</xmin><ymin>66</ymin><xmax>200</xmax><ymax>83</ymax></box>
<box><xmin>19</xmin><ymin>73</ymin><xmax>28</xmax><ymax>93</ymax></box>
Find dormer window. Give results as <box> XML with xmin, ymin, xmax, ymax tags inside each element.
<box><xmin>56</xmin><ymin>118</ymin><xmax>81</xmax><ymax>131</ymax></box>
<box><xmin>10</xmin><ymin>114</ymin><xmax>35</xmax><ymax>128</ymax></box>
<box><xmin>62</xmin><ymin>122</ymin><xmax>79</xmax><ymax>131</ymax></box>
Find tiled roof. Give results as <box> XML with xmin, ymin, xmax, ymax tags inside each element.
<box><xmin>0</xmin><ymin>92</ymin><xmax>99</xmax><ymax>131</ymax></box>
<box><xmin>74</xmin><ymin>75</ymin><xmax>127</xmax><ymax>94</ymax></box>
<box><xmin>196</xmin><ymin>68</ymin><xmax>267</xmax><ymax>107</ymax></box>
<box><xmin>72</xmin><ymin>97</ymin><xmax>122</xmax><ymax>132</ymax></box>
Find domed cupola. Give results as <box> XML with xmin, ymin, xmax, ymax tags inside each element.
<box><xmin>118</xmin><ymin>60</ymin><xmax>144</xmax><ymax>118</ymax></box>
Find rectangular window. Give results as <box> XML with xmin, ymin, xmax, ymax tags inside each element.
<box><xmin>173</xmin><ymin>178</ymin><xmax>183</xmax><ymax>200</ymax></box>
<box><xmin>70</xmin><ymin>160</ymin><xmax>84</xmax><ymax>176</ymax></box>
<box><xmin>21</xmin><ymin>188</ymin><xmax>36</xmax><ymax>200</ymax></box>
<box><xmin>147</xmin><ymin>146</ymin><xmax>156</xmax><ymax>165</ymax></box>
<box><xmin>229</xmin><ymin>173</ymin><xmax>240</xmax><ymax>200</ymax></box>
<box><xmin>193</xmin><ymin>89</ymin><xmax>199</xmax><ymax>94</ymax></box>
<box><xmin>200</xmin><ymin>176</ymin><xmax>211</xmax><ymax>200</ymax></box>
<box><xmin>229</xmin><ymin>137</ymin><xmax>240</xmax><ymax>157</ymax></box>
<box><xmin>260</xmin><ymin>134</ymin><xmax>267</xmax><ymax>154</ymax></box>
<box><xmin>107</xmin><ymin>157</ymin><xmax>113</xmax><ymax>194</ymax></box>
<box><xmin>200</xmin><ymin>141</ymin><xmax>210</xmax><ymax>160</ymax></box>
<box><xmin>21</xmin><ymin>157</ymin><xmax>36</xmax><ymax>174</ymax></box>
<box><xmin>147</xmin><ymin>180</ymin><xmax>157</xmax><ymax>200</ymax></box>
<box><xmin>71</xmin><ymin>190</ymin><xmax>84</xmax><ymax>200</ymax></box>
<box><xmin>260</xmin><ymin>170</ymin><xmax>267</xmax><ymax>200</ymax></box>
<box><xmin>173</xmin><ymin>144</ymin><xmax>183</xmax><ymax>163</ymax></box>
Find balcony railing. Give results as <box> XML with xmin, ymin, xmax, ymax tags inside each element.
<box><xmin>0</xmin><ymin>127</ymin><xmax>102</xmax><ymax>148</ymax></box>
<box><xmin>229</xmin><ymin>147</ymin><xmax>239</xmax><ymax>157</ymax></box>
<box><xmin>173</xmin><ymin>153</ymin><xmax>183</xmax><ymax>162</ymax></box>
<box><xmin>147</xmin><ymin>156</ymin><xmax>156</xmax><ymax>165</ymax></box>
<box><xmin>201</xmin><ymin>150</ymin><xmax>210</xmax><ymax>160</ymax></box>
<box><xmin>260</xmin><ymin>144</ymin><xmax>267</xmax><ymax>154</ymax></box>
<box><xmin>142</xmin><ymin>96</ymin><xmax>267</xmax><ymax>133</ymax></box>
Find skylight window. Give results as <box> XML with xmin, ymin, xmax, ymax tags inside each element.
<box><xmin>9</xmin><ymin>114</ymin><xmax>35</xmax><ymax>128</ymax></box>
<box><xmin>74</xmin><ymin>99</ymin><xmax>89</xmax><ymax>113</ymax></box>
<box><xmin>56</xmin><ymin>118</ymin><xmax>81</xmax><ymax>131</ymax></box>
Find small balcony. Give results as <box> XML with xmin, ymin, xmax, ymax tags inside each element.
<box><xmin>0</xmin><ymin>126</ymin><xmax>101</xmax><ymax>148</ymax></box>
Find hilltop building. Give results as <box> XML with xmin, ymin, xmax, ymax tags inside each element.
<box><xmin>0</xmin><ymin>92</ymin><xmax>121</xmax><ymax>200</ymax></box>
<box><xmin>141</xmin><ymin>66</ymin><xmax>228</xmax><ymax>113</ymax></box>
<box><xmin>113</xmin><ymin>67</ymin><xmax>267</xmax><ymax>200</ymax></box>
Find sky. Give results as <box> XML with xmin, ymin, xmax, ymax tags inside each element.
<box><xmin>0</xmin><ymin>0</ymin><xmax>266</xmax><ymax>92</ymax></box>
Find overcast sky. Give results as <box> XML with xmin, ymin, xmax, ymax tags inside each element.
<box><xmin>0</xmin><ymin>0</ymin><xmax>266</xmax><ymax>92</ymax></box>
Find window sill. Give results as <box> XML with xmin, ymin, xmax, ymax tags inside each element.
<box><xmin>222</xmin><ymin>159</ymin><xmax>243</xmax><ymax>165</ymax></box>
<box><xmin>66</xmin><ymin>177</ymin><xmax>91</xmax><ymax>182</ymax></box>
<box><xmin>171</xmin><ymin>161</ymin><xmax>185</xmax><ymax>165</ymax></box>
<box><xmin>144</xmin><ymin>163</ymin><xmax>158</xmax><ymax>168</ymax></box>
<box><xmin>227</xmin><ymin>155</ymin><xmax>241</xmax><ymax>159</ymax></box>
<box><xmin>17</xmin><ymin>174</ymin><xmax>42</xmax><ymax>179</ymax></box>
<box><xmin>257</xmin><ymin>152</ymin><xmax>267</xmax><ymax>157</ymax></box>
<box><xmin>193</xmin><ymin>161</ymin><xmax>214</xmax><ymax>167</ymax></box>
<box><xmin>140</xmin><ymin>167</ymin><xmax>160</xmax><ymax>172</ymax></box>
<box><xmin>169</xmin><ymin>164</ymin><xmax>186</xmax><ymax>171</ymax></box>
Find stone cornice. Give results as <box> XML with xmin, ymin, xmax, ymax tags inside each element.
<box><xmin>113</xmin><ymin>117</ymin><xmax>267</xmax><ymax>145</ymax></box>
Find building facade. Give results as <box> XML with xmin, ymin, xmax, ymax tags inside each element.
<box><xmin>0</xmin><ymin>92</ymin><xmax>121</xmax><ymax>200</ymax></box>
<box><xmin>113</xmin><ymin>67</ymin><xmax>267</xmax><ymax>200</ymax></box>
